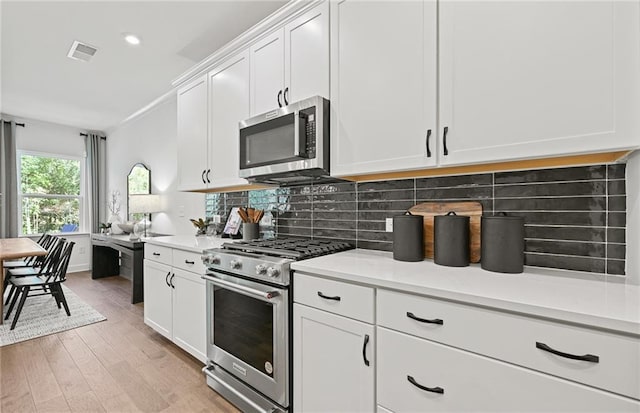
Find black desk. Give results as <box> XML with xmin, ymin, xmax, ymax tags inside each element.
<box><xmin>91</xmin><ymin>234</ymin><xmax>145</xmax><ymax>304</ymax></box>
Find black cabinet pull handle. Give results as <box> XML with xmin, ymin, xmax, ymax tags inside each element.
<box><xmin>425</xmin><ymin>129</ymin><xmax>432</xmax><ymax>157</ymax></box>
<box><xmin>170</xmin><ymin>273</ymin><xmax>175</xmax><ymax>289</ymax></box>
<box><xmin>407</xmin><ymin>375</ymin><xmax>444</xmax><ymax>394</ymax></box>
<box><xmin>284</xmin><ymin>87</ymin><xmax>289</xmax><ymax>105</ymax></box>
<box><xmin>165</xmin><ymin>271</ymin><xmax>171</xmax><ymax>287</ymax></box>
<box><xmin>362</xmin><ymin>334</ymin><xmax>370</xmax><ymax>366</ymax></box>
<box><xmin>536</xmin><ymin>342</ymin><xmax>599</xmax><ymax>363</ymax></box>
<box><xmin>407</xmin><ymin>312</ymin><xmax>444</xmax><ymax>325</ymax></box>
<box><xmin>201</xmin><ymin>170</ymin><xmax>206</xmax><ymax>184</ymax></box>
<box><xmin>153</xmin><ymin>252</ymin><xmax>161</xmax><ymax>256</ymax></box>
<box><xmin>317</xmin><ymin>291</ymin><xmax>341</xmax><ymax>301</ymax></box>
<box><xmin>185</xmin><ymin>260</ymin><xmax>195</xmax><ymax>265</ymax></box>
<box><xmin>277</xmin><ymin>90</ymin><xmax>283</xmax><ymax>108</ymax></box>
<box><xmin>443</xmin><ymin>126</ymin><xmax>449</xmax><ymax>156</ymax></box>
<box><xmin>206</xmin><ymin>169</ymin><xmax>211</xmax><ymax>183</ymax></box>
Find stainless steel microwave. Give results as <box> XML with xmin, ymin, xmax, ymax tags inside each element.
<box><xmin>239</xmin><ymin>96</ymin><xmax>329</xmax><ymax>185</ymax></box>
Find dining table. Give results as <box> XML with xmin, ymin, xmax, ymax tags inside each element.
<box><xmin>0</xmin><ymin>237</ymin><xmax>47</xmax><ymax>325</ymax></box>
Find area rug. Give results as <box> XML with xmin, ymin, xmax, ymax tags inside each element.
<box><xmin>0</xmin><ymin>284</ymin><xmax>106</xmax><ymax>346</ymax></box>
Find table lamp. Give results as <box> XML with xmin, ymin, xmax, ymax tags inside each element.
<box><xmin>129</xmin><ymin>194</ymin><xmax>161</xmax><ymax>237</ymax></box>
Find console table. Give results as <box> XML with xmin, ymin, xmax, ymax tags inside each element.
<box><xmin>91</xmin><ymin>234</ymin><xmax>145</xmax><ymax>304</ymax></box>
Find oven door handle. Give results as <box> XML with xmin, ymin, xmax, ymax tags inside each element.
<box><xmin>202</xmin><ymin>274</ymin><xmax>280</xmax><ymax>301</ymax></box>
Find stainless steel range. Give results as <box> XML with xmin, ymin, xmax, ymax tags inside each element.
<box><xmin>201</xmin><ymin>238</ymin><xmax>353</xmax><ymax>413</ymax></box>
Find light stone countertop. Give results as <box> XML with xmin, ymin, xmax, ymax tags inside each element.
<box><xmin>291</xmin><ymin>249</ymin><xmax>640</xmax><ymax>336</ymax></box>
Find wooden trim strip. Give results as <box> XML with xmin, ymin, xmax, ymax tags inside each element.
<box><xmin>196</xmin><ymin>184</ymin><xmax>274</xmax><ymax>194</ymax></box>
<box><xmin>338</xmin><ymin>151</ymin><xmax>632</xmax><ymax>183</ymax></box>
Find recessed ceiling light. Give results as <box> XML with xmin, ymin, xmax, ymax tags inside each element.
<box><xmin>123</xmin><ymin>34</ymin><xmax>141</xmax><ymax>46</ymax></box>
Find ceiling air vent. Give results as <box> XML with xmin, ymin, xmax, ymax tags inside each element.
<box><xmin>67</xmin><ymin>40</ymin><xmax>97</xmax><ymax>62</ymax></box>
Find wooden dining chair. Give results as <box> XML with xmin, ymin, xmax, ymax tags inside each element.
<box><xmin>3</xmin><ymin>236</ymin><xmax>64</xmax><ymax>305</ymax></box>
<box><xmin>4</xmin><ymin>240</ymin><xmax>75</xmax><ymax>330</ymax></box>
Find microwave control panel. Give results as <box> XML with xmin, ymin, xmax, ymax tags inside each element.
<box><xmin>301</xmin><ymin>106</ymin><xmax>317</xmax><ymax>159</ymax></box>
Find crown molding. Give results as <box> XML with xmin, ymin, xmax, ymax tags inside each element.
<box><xmin>105</xmin><ymin>88</ymin><xmax>176</xmax><ymax>135</ymax></box>
<box><xmin>171</xmin><ymin>0</ymin><xmax>321</xmax><ymax>88</ymax></box>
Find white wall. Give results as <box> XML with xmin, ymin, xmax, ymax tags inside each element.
<box><xmin>106</xmin><ymin>94</ymin><xmax>205</xmax><ymax>236</ymax></box>
<box><xmin>2</xmin><ymin>114</ymin><xmax>92</xmax><ymax>272</ymax></box>
<box><xmin>626</xmin><ymin>151</ymin><xmax>639</xmax><ymax>285</ymax></box>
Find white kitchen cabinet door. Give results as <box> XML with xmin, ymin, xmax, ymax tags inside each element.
<box><xmin>294</xmin><ymin>304</ymin><xmax>375</xmax><ymax>413</ymax></box>
<box><xmin>208</xmin><ymin>50</ymin><xmax>250</xmax><ymax>189</ymax></box>
<box><xmin>250</xmin><ymin>29</ymin><xmax>285</xmax><ymax>116</ymax></box>
<box><xmin>171</xmin><ymin>268</ymin><xmax>206</xmax><ymax>363</ymax></box>
<box><xmin>284</xmin><ymin>2</ymin><xmax>329</xmax><ymax>103</ymax></box>
<box><xmin>330</xmin><ymin>0</ymin><xmax>437</xmax><ymax>177</ymax></box>
<box><xmin>143</xmin><ymin>260</ymin><xmax>173</xmax><ymax>339</ymax></box>
<box><xmin>438</xmin><ymin>1</ymin><xmax>640</xmax><ymax>166</ymax></box>
<box><xmin>177</xmin><ymin>74</ymin><xmax>209</xmax><ymax>191</ymax></box>
<box><xmin>377</xmin><ymin>327</ymin><xmax>640</xmax><ymax>412</ymax></box>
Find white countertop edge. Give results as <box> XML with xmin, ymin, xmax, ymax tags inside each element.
<box><xmin>291</xmin><ymin>250</ymin><xmax>640</xmax><ymax>336</ymax></box>
<box><xmin>144</xmin><ymin>235</ymin><xmax>226</xmax><ymax>254</ymax></box>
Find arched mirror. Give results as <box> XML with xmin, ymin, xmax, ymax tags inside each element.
<box><xmin>127</xmin><ymin>163</ymin><xmax>150</xmax><ymax>221</ymax></box>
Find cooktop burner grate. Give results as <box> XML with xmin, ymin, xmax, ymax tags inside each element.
<box><xmin>221</xmin><ymin>238</ymin><xmax>353</xmax><ymax>260</ymax></box>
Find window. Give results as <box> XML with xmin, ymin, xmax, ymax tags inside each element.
<box><xmin>19</xmin><ymin>152</ymin><xmax>84</xmax><ymax>235</ymax></box>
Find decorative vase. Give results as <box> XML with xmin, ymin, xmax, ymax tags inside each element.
<box><xmin>108</xmin><ymin>214</ymin><xmax>123</xmax><ymax>234</ymax></box>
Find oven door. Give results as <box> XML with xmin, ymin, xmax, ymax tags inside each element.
<box><xmin>204</xmin><ymin>271</ymin><xmax>289</xmax><ymax>407</ymax></box>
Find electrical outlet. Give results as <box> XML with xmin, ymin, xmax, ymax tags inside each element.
<box><xmin>212</xmin><ymin>214</ymin><xmax>222</xmax><ymax>224</ymax></box>
<box><xmin>385</xmin><ymin>218</ymin><xmax>393</xmax><ymax>232</ymax></box>
<box><xmin>261</xmin><ymin>212</ymin><xmax>273</xmax><ymax>226</ymax></box>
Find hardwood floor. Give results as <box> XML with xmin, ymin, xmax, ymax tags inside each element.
<box><xmin>0</xmin><ymin>271</ymin><xmax>239</xmax><ymax>413</ymax></box>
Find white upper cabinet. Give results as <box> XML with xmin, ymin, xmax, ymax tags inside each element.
<box><xmin>330</xmin><ymin>0</ymin><xmax>438</xmax><ymax>177</ymax></box>
<box><xmin>250</xmin><ymin>2</ymin><xmax>329</xmax><ymax>116</ymax></box>
<box><xmin>250</xmin><ymin>29</ymin><xmax>285</xmax><ymax>116</ymax></box>
<box><xmin>284</xmin><ymin>1</ymin><xmax>329</xmax><ymax>104</ymax></box>
<box><xmin>438</xmin><ymin>0</ymin><xmax>640</xmax><ymax>166</ymax></box>
<box><xmin>177</xmin><ymin>74</ymin><xmax>209</xmax><ymax>191</ymax></box>
<box><xmin>208</xmin><ymin>50</ymin><xmax>250</xmax><ymax>189</ymax></box>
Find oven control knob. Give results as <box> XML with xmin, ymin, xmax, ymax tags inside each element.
<box><xmin>230</xmin><ymin>259</ymin><xmax>242</xmax><ymax>269</ymax></box>
<box><xmin>255</xmin><ymin>264</ymin><xmax>267</xmax><ymax>275</ymax></box>
<box><xmin>202</xmin><ymin>254</ymin><xmax>220</xmax><ymax>266</ymax></box>
<box><xmin>266</xmin><ymin>267</ymin><xmax>280</xmax><ymax>278</ymax></box>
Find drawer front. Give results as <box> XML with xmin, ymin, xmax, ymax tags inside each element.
<box><xmin>144</xmin><ymin>244</ymin><xmax>172</xmax><ymax>265</ymax></box>
<box><xmin>172</xmin><ymin>249</ymin><xmax>205</xmax><ymax>274</ymax></box>
<box><xmin>377</xmin><ymin>289</ymin><xmax>640</xmax><ymax>399</ymax></box>
<box><xmin>377</xmin><ymin>327</ymin><xmax>640</xmax><ymax>412</ymax></box>
<box><xmin>294</xmin><ymin>272</ymin><xmax>374</xmax><ymax>323</ymax></box>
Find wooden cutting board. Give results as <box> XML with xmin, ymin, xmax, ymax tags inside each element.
<box><xmin>408</xmin><ymin>201</ymin><xmax>483</xmax><ymax>263</ymax></box>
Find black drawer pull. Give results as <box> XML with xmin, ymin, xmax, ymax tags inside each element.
<box><xmin>153</xmin><ymin>252</ymin><xmax>161</xmax><ymax>256</ymax></box>
<box><xmin>425</xmin><ymin>129</ymin><xmax>432</xmax><ymax>157</ymax></box>
<box><xmin>407</xmin><ymin>375</ymin><xmax>444</xmax><ymax>394</ymax></box>
<box><xmin>362</xmin><ymin>334</ymin><xmax>370</xmax><ymax>366</ymax></box>
<box><xmin>201</xmin><ymin>170</ymin><xmax>206</xmax><ymax>184</ymax></box>
<box><xmin>407</xmin><ymin>312</ymin><xmax>443</xmax><ymax>325</ymax></box>
<box><xmin>317</xmin><ymin>291</ymin><xmax>341</xmax><ymax>301</ymax></box>
<box><xmin>536</xmin><ymin>342</ymin><xmax>599</xmax><ymax>363</ymax></box>
<box><xmin>185</xmin><ymin>260</ymin><xmax>195</xmax><ymax>265</ymax></box>
<box><xmin>165</xmin><ymin>272</ymin><xmax>171</xmax><ymax>287</ymax></box>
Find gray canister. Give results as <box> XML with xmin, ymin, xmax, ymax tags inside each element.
<box><xmin>434</xmin><ymin>211</ymin><xmax>470</xmax><ymax>267</ymax></box>
<box><xmin>393</xmin><ymin>214</ymin><xmax>424</xmax><ymax>262</ymax></box>
<box><xmin>481</xmin><ymin>213</ymin><xmax>525</xmax><ymax>273</ymax></box>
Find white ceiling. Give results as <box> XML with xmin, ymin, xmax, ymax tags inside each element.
<box><xmin>1</xmin><ymin>1</ymin><xmax>287</xmax><ymax>131</ymax></box>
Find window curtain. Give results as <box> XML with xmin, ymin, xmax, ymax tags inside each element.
<box><xmin>85</xmin><ymin>133</ymin><xmax>106</xmax><ymax>233</ymax></box>
<box><xmin>0</xmin><ymin>120</ymin><xmax>19</xmax><ymax>238</ymax></box>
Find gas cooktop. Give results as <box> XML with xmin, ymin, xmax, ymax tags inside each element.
<box><xmin>221</xmin><ymin>238</ymin><xmax>353</xmax><ymax>260</ymax></box>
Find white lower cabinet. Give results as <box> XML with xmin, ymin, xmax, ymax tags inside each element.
<box><xmin>142</xmin><ymin>260</ymin><xmax>173</xmax><ymax>339</ymax></box>
<box><xmin>377</xmin><ymin>327</ymin><xmax>639</xmax><ymax>413</ymax></box>
<box><xmin>293</xmin><ymin>303</ymin><xmax>375</xmax><ymax>413</ymax></box>
<box><xmin>143</xmin><ymin>246</ymin><xmax>207</xmax><ymax>363</ymax></box>
<box><xmin>293</xmin><ymin>273</ymin><xmax>375</xmax><ymax>412</ymax></box>
<box><xmin>293</xmin><ymin>272</ymin><xmax>640</xmax><ymax>412</ymax></box>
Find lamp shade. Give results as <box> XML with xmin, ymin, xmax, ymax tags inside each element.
<box><xmin>129</xmin><ymin>194</ymin><xmax>162</xmax><ymax>214</ymax></box>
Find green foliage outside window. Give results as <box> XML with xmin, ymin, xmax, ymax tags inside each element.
<box><xmin>20</xmin><ymin>154</ymin><xmax>82</xmax><ymax>235</ymax></box>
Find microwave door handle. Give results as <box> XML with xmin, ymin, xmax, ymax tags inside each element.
<box><xmin>294</xmin><ymin>112</ymin><xmax>308</xmax><ymax>158</ymax></box>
